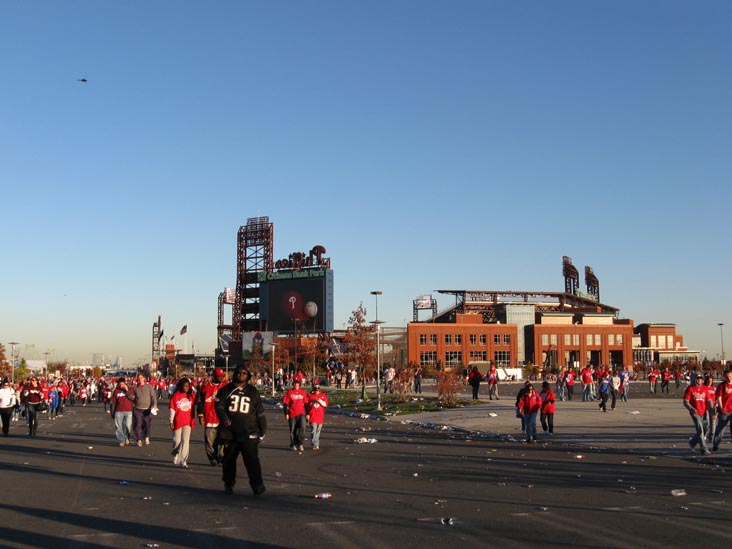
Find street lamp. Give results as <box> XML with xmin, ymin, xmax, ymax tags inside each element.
<box><xmin>371</xmin><ymin>291</ymin><xmax>383</xmax><ymax>411</ymax></box>
<box><xmin>270</xmin><ymin>342</ymin><xmax>277</xmax><ymax>397</ymax></box>
<box><xmin>719</xmin><ymin>323</ymin><xmax>726</xmax><ymax>364</ymax></box>
<box><xmin>8</xmin><ymin>342</ymin><xmax>19</xmax><ymax>384</ymax></box>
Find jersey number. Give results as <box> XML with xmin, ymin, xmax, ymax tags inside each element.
<box><xmin>228</xmin><ymin>395</ymin><xmax>251</xmax><ymax>414</ymax></box>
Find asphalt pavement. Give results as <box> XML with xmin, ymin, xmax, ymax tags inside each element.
<box><xmin>1</xmin><ymin>391</ymin><xmax>731</xmax><ymax>549</ymax></box>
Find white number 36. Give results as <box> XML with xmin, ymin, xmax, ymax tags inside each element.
<box><xmin>228</xmin><ymin>395</ymin><xmax>251</xmax><ymax>414</ymax></box>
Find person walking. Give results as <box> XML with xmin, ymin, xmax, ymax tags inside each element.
<box><xmin>468</xmin><ymin>366</ymin><xmax>482</xmax><ymax>400</ymax></box>
<box><xmin>111</xmin><ymin>377</ymin><xmax>135</xmax><ymax>446</ymax></box>
<box><xmin>413</xmin><ymin>366</ymin><xmax>423</xmax><ymax>395</ymax></box>
<box><xmin>197</xmin><ymin>368</ymin><xmax>227</xmax><ymax>466</ymax></box>
<box><xmin>0</xmin><ymin>378</ymin><xmax>18</xmax><ymax>436</ymax></box>
<box><xmin>703</xmin><ymin>375</ymin><xmax>717</xmax><ymax>444</ymax></box>
<box><xmin>610</xmin><ymin>370</ymin><xmax>620</xmax><ymax>411</ymax></box>
<box><xmin>564</xmin><ymin>369</ymin><xmax>576</xmax><ymax>401</ymax></box>
<box><xmin>519</xmin><ymin>384</ymin><xmax>542</xmax><ymax>443</ymax></box>
<box><xmin>683</xmin><ymin>375</ymin><xmax>712</xmax><ymax>455</ymax></box>
<box><xmin>169</xmin><ymin>377</ymin><xmax>196</xmax><ymax>468</ymax></box>
<box><xmin>539</xmin><ymin>381</ymin><xmax>555</xmax><ymax>435</ymax></box>
<box><xmin>132</xmin><ymin>373</ymin><xmax>158</xmax><ymax>447</ymax></box>
<box><xmin>307</xmin><ymin>382</ymin><xmax>329</xmax><ymax>450</ymax></box>
<box><xmin>711</xmin><ymin>369</ymin><xmax>732</xmax><ymax>452</ymax></box>
<box><xmin>283</xmin><ymin>379</ymin><xmax>308</xmax><ymax>451</ymax></box>
<box><xmin>215</xmin><ymin>366</ymin><xmax>267</xmax><ymax>496</ymax></box>
<box><xmin>597</xmin><ymin>373</ymin><xmax>611</xmax><ymax>412</ymax></box>
<box><xmin>20</xmin><ymin>377</ymin><xmax>45</xmax><ymax>437</ymax></box>
<box><xmin>487</xmin><ymin>364</ymin><xmax>500</xmax><ymax>400</ymax></box>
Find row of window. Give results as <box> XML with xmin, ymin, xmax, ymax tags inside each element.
<box><xmin>418</xmin><ymin>333</ymin><xmax>511</xmax><ymax>346</ymax></box>
<box><xmin>420</xmin><ymin>351</ymin><xmax>512</xmax><ymax>368</ymax></box>
<box><xmin>540</xmin><ymin>333</ymin><xmax>625</xmax><ymax>346</ymax></box>
<box><xmin>650</xmin><ymin>335</ymin><xmax>676</xmax><ymax>349</ymax></box>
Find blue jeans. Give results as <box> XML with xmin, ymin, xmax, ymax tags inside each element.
<box><xmin>524</xmin><ymin>412</ymin><xmax>537</xmax><ymax>440</ymax></box>
<box><xmin>114</xmin><ymin>411</ymin><xmax>133</xmax><ymax>444</ymax></box>
<box><xmin>310</xmin><ymin>422</ymin><xmax>323</xmax><ymax>448</ymax></box>
<box><xmin>288</xmin><ymin>414</ymin><xmax>307</xmax><ymax>447</ymax></box>
<box><xmin>582</xmin><ymin>384</ymin><xmax>592</xmax><ymax>401</ymax></box>
<box><xmin>713</xmin><ymin>412</ymin><xmax>731</xmax><ymax>448</ymax></box>
<box><xmin>689</xmin><ymin>413</ymin><xmax>708</xmax><ymax>452</ymax></box>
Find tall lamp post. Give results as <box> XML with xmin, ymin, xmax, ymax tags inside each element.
<box><xmin>270</xmin><ymin>342</ymin><xmax>277</xmax><ymax>397</ymax></box>
<box><xmin>9</xmin><ymin>342</ymin><xmax>19</xmax><ymax>384</ymax></box>
<box><xmin>719</xmin><ymin>323</ymin><xmax>726</xmax><ymax>365</ymax></box>
<box><xmin>371</xmin><ymin>291</ymin><xmax>383</xmax><ymax>411</ymax></box>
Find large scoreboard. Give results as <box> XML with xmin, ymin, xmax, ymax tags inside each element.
<box><xmin>258</xmin><ymin>269</ymin><xmax>334</xmax><ymax>333</ymax></box>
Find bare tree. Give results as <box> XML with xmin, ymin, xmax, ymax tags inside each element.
<box><xmin>343</xmin><ymin>303</ymin><xmax>375</xmax><ymax>399</ymax></box>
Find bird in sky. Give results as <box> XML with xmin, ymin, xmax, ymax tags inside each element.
<box><xmin>77</xmin><ymin>78</ymin><xmax>87</xmax><ymax>83</ymax></box>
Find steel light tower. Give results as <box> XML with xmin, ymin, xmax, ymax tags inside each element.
<box><xmin>719</xmin><ymin>323</ymin><xmax>726</xmax><ymax>364</ymax></box>
<box><xmin>371</xmin><ymin>291</ymin><xmax>383</xmax><ymax>411</ymax></box>
<box><xmin>8</xmin><ymin>342</ymin><xmax>19</xmax><ymax>384</ymax></box>
<box><xmin>270</xmin><ymin>342</ymin><xmax>277</xmax><ymax>397</ymax></box>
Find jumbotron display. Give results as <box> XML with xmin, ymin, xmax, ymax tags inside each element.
<box><xmin>258</xmin><ymin>269</ymin><xmax>334</xmax><ymax>333</ymax></box>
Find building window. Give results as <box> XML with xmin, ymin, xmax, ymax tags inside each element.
<box><xmin>420</xmin><ymin>351</ymin><xmax>437</xmax><ymax>368</ymax></box>
<box><xmin>667</xmin><ymin>335</ymin><xmax>674</xmax><ymax>349</ymax></box>
<box><xmin>608</xmin><ymin>334</ymin><xmax>615</xmax><ymax>345</ymax></box>
<box><xmin>494</xmin><ymin>350</ymin><xmax>511</xmax><ymax>367</ymax></box>
<box><xmin>504</xmin><ymin>334</ymin><xmax>511</xmax><ymax>345</ymax></box>
<box><xmin>470</xmin><ymin>351</ymin><xmax>486</xmax><ymax>362</ymax></box>
<box><xmin>480</xmin><ymin>335</ymin><xmax>487</xmax><ymax>345</ymax></box>
<box><xmin>542</xmin><ymin>334</ymin><xmax>548</xmax><ymax>346</ymax></box>
<box><xmin>564</xmin><ymin>334</ymin><xmax>570</xmax><ymax>345</ymax></box>
<box><xmin>658</xmin><ymin>337</ymin><xmax>666</xmax><ymax>349</ymax></box>
<box><xmin>573</xmin><ymin>334</ymin><xmax>580</xmax><ymax>346</ymax></box>
<box><xmin>550</xmin><ymin>334</ymin><xmax>557</xmax><ymax>345</ymax></box>
<box><xmin>445</xmin><ymin>334</ymin><xmax>452</xmax><ymax>345</ymax></box>
<box><xmin>617</xmin><ymin>334</ymin><xmax>623</xmax><ymax>344</ymax></box>
<box><xmin>420</xmin><ymin>334</ymin><xmax>427</xmax><ymax>345</ymax></box>
<box><xmin>494</xmin><ymin>334</ymin><xmax>501</xmax><ymax>345</ymax></box>
<box><xmin>650</xmin><ymin>335</ymin><xmax>657</xmax><ymax>347</ymax></box>
<box><xmin>470</xmin><ymin>334</ymin><xmax>477</xmax><ymax>345</ymax></box>
<box><xmin>586</xmin><ymin>334</ymin><xmax>593</xmax><ymax>345</ymax></box>
<box><xmin>455</xmin><ymin>334</ymin><xmax>462</xmax><ymax>345</ymax></box>
<box><xmin>445</xmin><ymin>351</ymin><xmax>462</xmax><ymax>367</ymax></box>
<box><xmin>430</xmin><ymin>334</ymin><xmax>437</xmax><ymax>345</ymax></box>
<box><xmin>594</xmin><ymin>334</ymin><xmax>601</xmax><ymax>346</ymax></box>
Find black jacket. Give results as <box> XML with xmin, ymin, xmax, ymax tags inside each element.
<box><xmin>214</xmin><ymin>382</ymin><xmax>267</xmax><ymax>441</ymax></box>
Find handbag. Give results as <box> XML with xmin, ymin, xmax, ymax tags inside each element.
<box><xmin>37</xmin><ymin>401</ymin><xmax>49</xmax><ymax>412</ymax></box>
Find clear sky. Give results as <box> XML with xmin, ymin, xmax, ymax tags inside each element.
<box><xmin>2</xmin><ymin>1</ymin><xmax>730</xmax><ymax>366</ymax></box>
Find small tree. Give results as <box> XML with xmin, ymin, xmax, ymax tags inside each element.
<box><xmin>435</xmin><ymin>369</ymin><xmax>464</xmax><ymax>406</ymax></box>
<box><xmin>343</xmin><ymin>303</ymin><xmax>375</xmax><ymax>399</ymax></box>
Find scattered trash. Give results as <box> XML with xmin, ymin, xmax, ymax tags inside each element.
<box><xmin>441</xmin><ymin>518</ymin><xmax>455</xmax><ymax>525</ymax></box>
<box><xmin>574</xmin><ymin>455</ymin><xmax>584</xmax><ymax>459</ymax></box>
<box><xmin>577</xmin><ymin>475</ymin><xmax>582</xmax><ymax>478</ymax></box>
<box><xmin>523</xmin><ymin>484</ymin><xmax>535</xmax><ymax>488</ymax></box>
<box><xmin>680</xmin><ymin>506</ymin><xmax>689</xmax><ymax>510</ymax></box>
<box><xmin>496</xmin><ymin>482</ymin><xmax>506</xmax><ymax>486</ymax></box>
<box><xmin>354</xmin><ymin>437</ymin><xmax>378</xmax><ymax>444</ymax></box>
<box><xmin>712</xmin><ymin>489</ymin><xmax>724</xmax><ymax>494</ymax></box>
<box><xmin>630</xmin><ymin>411</ymin><xmax>640</xmax><ymax>415</ymax></box>
<box><xmin>412</xmin><ymin>473</ymin><xmax>419</xmax><ymax>477</ymax></box>
<box><xmin>162</xmin><ymin>502</ymin><xmax>170</xmax><ymax>506</ymax></box>
<box><xmin>314</xmin><ymin>493</ymin><xmax>332</xmax><ymax>499</ymax></box>
<box><xmin>434</xmin><ymin>499</ymin><xmax>447</xmax><ymax>504</ymax></box>
<box><xmin>537</xmin><ymin>507</ymin><xmax>548</xmax><ymax>511</ymax></box>
<box><xmin>88</xmin><ymin>446</ymin><xmax>94</xmax><ymax>450</ymax></box>
<box><xmin>488</xmin><ymin>413</ymin><xmax>498</xmax><ymax>418</ymax></box>
<box><xmin>119</xmin><ymin>481</ymin><xmax>130</xmax><ymax>485</ymax></box>
<box><xmin>144</xmin><ymin>545</ymin><xmax>160</xmax><ymax>548</ymax></box>
<box><xmin>142</xmin><ymin>496</ymin><xmax>152</xmax><ymax>500</ymax></box>
<box><xmin>275</xmin><ymin>472</ymin><xmax>282</xmax><ymax>477</ymax></box>
<box><xmin>617</xmin><ymin>479</ymin><xmax>624</xmax><ymax>483</ymax></box>
<box><xmin>671</xmin><ymin>489</ymin><xmax>687</xmax><ymax>497</ymax></box>
<box><xmin>625</xmin><ymin>487</ymin><xmax>637</xmax><ymax>494</ymax></box>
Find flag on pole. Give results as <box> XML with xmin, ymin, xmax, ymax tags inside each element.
<box><xmin>180</xmin><ymin>325</ymin><xmax>188</xmax><ymax>335</ymax></box>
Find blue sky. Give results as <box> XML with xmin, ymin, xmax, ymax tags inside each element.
<box><xmin>2</xmin><ymin>1</ymin><xmax>730</xmax><ymax>365</ymax></box>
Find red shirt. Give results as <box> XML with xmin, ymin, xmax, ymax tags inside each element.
<box><xmin>540</xmin><ymin>389</ymin><xmax>556</xmax><ymax>414</ymax></box>
<box><xmin>283</xmin><ymin>387</ymin><xmax>308</xmax><ymax>417</ymax></box>
<box><xmin>112</xmin><ymin>387</ymin><xmax>134</xmax><ymax>413</ymax></box>
<box><xmin>307</xmin><ymin>391</ymin><xmax>329</xmax><ymax>424</ymax></box>
<box><xmin>564</xmin><ymin>372</ymin><xmax>575</xmax><ymax>386</ymax></box>
<box><xmin>169</xmin><ymin>391</ymin><xmax>197</xmax><ymax>430</ymax></box>
<box><xmin>580</xmin><ymin>368</ymin><xmax>593</xmax><ymax>384</ymax></box>
<box><xmin>684</xmin><ymin>384</ymin><xmax>709</xmax><ymax>416</ymax></box>
<box><xmin>715</xmin><ymin>382</ymin><xmax>732</xmax><ymax>414</ymax></box>
<box><xmin>520</xmin><ymin>391</ymin><xmax>542</xmax><ymax>414</ymax></box>
<box><xmin>197</xmin><ymin>380</ymin><xmax>225</xmax><ymax>426</ymax></box>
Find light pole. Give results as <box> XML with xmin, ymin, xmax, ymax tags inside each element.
<box><xmin>9</xmin><ymin>342</ymin><xmax>19</xmax><ymax>384</ymax></box>
<box><xmin>719</xmin><ymin>323</ymin><xmax>726</xmax><ymax>365</ymax></box>
<box><xmin>270</xmin><ymin>342</ymin><xmax>277</xmax><ymax>397</ymax></box>
<box><xmin>44</xmin><ymin>351</ymin><xmax>50</xmax><ymax>380</ymax></box>
<box><xmin>371</xmin><ymin>291</ymin><xmax>383</xmax><ymax>411</ymax></box>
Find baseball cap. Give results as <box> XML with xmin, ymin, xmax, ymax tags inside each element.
<box><xmin>214</xmin><ymin>368</ymin><xmax>226</xmax><ymax>379</ymax></box>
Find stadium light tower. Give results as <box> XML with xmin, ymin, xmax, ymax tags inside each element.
<box><xmin>8</xmin><ymin>342</ymin><xmax>19</xmax><ymax>383</ymax></box>
<box><xmin>719</xmin><ymin>323</ymin><xmax>726</xmax><ymax>364</ymax></box>
<box><xmin>371</xmin><ymin>291</ymin><xmax>383</xmax><ymax>411</ymax></box>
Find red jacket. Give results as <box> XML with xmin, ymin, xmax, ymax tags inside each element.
<box><xmin>540</xmin><ymin>389</ymin><xmax>556</xmax><ymax>414</ymax></box>
<box><xmin>519</xmin><ymin>391</ymin><xmax>542</xmax><ymax>415</ymax></box>
<box><xmin>197</xmin><ymin>380</ymin><xmax>225</xmax><ymax>426</ymax></box>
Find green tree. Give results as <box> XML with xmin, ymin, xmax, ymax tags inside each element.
<box><xmin>343</xmin><ymin>303</ymin><xmax>376</xmax><ymax>399</ymax></box>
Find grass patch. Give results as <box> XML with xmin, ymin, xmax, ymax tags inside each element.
<box><xmin>315</xmin><ymin>389</ymin><xmax>484</xmax><ymax>417</ymax></box>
